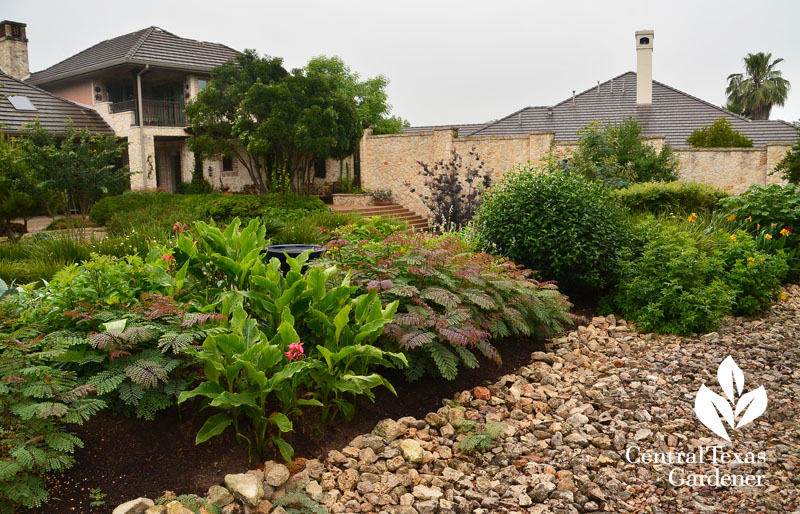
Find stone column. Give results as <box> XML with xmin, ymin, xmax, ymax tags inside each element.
<box><xmin>529</xmin><ymin>132</ymin><xmax>555</xmax><ymax>163</ymax></box>
<box><xmin>432</xmin><ymin>127</ymin><xmax>456</xmax><ymax>161</ymax></box>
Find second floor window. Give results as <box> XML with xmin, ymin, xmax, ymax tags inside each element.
<box><xmin>222</xmin><ymin>156</ymin><xmax>233</xmax><ymax>171</ymax></box>
<box><xmin>198</xmin><ymin>79</ymin><xmax>208</xmax><ymax>91</ymax></box>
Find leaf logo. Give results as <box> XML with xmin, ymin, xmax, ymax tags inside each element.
<box><xmin>694</xmin><ymin>356</ymin><xmax>767</xmax><ymax>441</ymax></box>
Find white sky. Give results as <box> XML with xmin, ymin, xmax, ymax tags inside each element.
<box><xmin>5</xmin><ymin>0</ymin><xmax>800</xmax><ymax>126</ymax></box>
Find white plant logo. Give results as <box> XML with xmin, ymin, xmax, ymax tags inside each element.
<box><xmin>694</xmin><ymin>356</ymin><xmax>767</xmax><ymax>441</ymax></box>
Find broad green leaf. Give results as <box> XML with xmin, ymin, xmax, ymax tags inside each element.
<box><xmin>178</xmin><ymin>381</ymin><xmax>225</xmax><ymax>404</ymax></box>
<box><xmin>210</xmin><ymin>391</ymin><xmax>259</xmax><ymax>409</ymax></box>
<box><xmin>268</xmin><ymin>412</ymin><xmax>293</xmax><ymax>432</ymax></box>
<box><xmin>196</xmin><ymin>413</ymin><xmax>233</xmax><ymax>444</ymax></box>
<box><xmin>271</xmin><ymin>436</ymin><xmax>294</xmax><ymax>462</ymax></box>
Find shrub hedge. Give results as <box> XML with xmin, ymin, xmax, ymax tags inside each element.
<box><xmin>615</xmin><ymin>181</ymin><xmax>729</xmax><ymax>214</ymax></box>
<box><xmin>90</xmin><ymin>191</ymin><xmax>327</xmax><ymax>225</ymax></box>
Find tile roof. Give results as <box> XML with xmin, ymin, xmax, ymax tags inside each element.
<box><xmin>27</xmin><ymin>27</ymin><xmax>240</xmax><ymax>85</ymax></box>
<box><xmin>0</xmin><ymin>71</ymin><xmax>113</xmax><ymax>134</ymax></box>
<box><xmin>454</xmin><ymin>72</ymin><xmax>796</xmax><ymax>148</ymax></box>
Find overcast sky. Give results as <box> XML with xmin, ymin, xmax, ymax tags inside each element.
<box><xmin>6</xmin><ymin>0</ymin><xmax>800</xmax><ymax>126</ymax></box>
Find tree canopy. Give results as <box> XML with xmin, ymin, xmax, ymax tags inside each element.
<box><xmin>726</xmin><ymin>52</ymin><xmax>791</xmax><ymax>120</ymax></box>
<box><xmin>686</xmin><ymin>118</ymin><xmax>754</xmax><ymax>148</ymax></box>
<box><xmin>187</xmin><ymin>51</ymin><xmax>407</xmax><ymax>193</ymax></box>
<box><xmin>566</xmin><ymin>118</ymin><xmax>680</xmax><ymax>188</ymax></box>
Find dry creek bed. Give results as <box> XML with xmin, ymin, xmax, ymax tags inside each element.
<box><xmin>114</xmin><ymin>285</ymin><xmax>800</xmax><ymax>514</ymax></box>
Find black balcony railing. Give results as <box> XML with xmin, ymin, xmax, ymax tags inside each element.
<box><xmin>109</xmin><ymin>99</ymin><xmax>186</xmax><ymax>127</ymax></box>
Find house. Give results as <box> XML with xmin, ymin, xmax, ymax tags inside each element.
<box><xmin>1</xmin><ymin>22</ymin><xmax>351</xmax><ymax>194</ymax></box>
<box><xmin>362</xmin><ymin>30</ymin><xmax>797</xmax><ymax>216</ymax></box>
<box><xmin>14</xmin><ymin>24</ymin><xmax>240</xmax><ymax>192</ymax></box>
<box><xmin>0</xmin><ymin>22</ymin><xmax>112</xmax><ymax>136</ymax></box>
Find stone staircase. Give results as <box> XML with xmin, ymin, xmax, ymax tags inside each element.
<box><xmin>331</xmin><ymin>204</ymin><xmax>430</xmax><ymax>231</ymax></box>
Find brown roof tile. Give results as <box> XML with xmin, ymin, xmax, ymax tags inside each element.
<box><xmin>457</xmin><ymin>72</ymin><xmax>797</xmax><ymax>148</ymax></box>
<box><xmin>27</xmin><ymin>27</ymin><xmax>240</xmax><ymax>85</ymax></box>
<box><xmin>0</xmin><ymin>71</ymin><xmax>113</xmax><ymax>134</ymax></box>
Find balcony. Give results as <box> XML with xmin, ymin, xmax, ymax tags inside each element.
<box><xmin>109</xmin><ymin>99</ymin><xmax>186</xmax><ymax>127</ymax></box>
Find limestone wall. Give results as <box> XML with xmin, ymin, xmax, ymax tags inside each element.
<box><xmin>360</xmin><ymin>128</ymin><xmax>794</xmax><ymax>216</ymax></box>
<box><xmin>675</xmin><ymin>143</ymin><xmax>791</xmax><ymax>193</ymax></box>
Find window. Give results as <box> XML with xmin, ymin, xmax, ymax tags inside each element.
<box><xmin>222</xmin><ymin>156</ymin><xmax>233</xmax><ymax>171</ymax></box>
<box><xmin>8</xmin><ymin>95</ymin><xmax>36</xmax><ymax>111</ymax></box>
<box><xmin>314</xmin><ymin>158</ymin><xmax>326</xmax><ymax>179</ymax></box>
<box><xmin>198</xmin><ymin>79</ymin><xmax>208</xmax><ymax>91</ymax></box>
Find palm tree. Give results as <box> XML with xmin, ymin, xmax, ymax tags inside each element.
<box><xmin>726</xmin><ymin>52</ymin><xmax>791</xmax><ymax>120</ymax></box>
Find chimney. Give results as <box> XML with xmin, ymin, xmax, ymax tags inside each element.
<box><xmin>635</xmin><ymin>29</ymin><xmax>654</xmax><ymax>105</ymax></box>
<box><xmin>0</xmin><ymin>21</ymin><xmax>29</xmax><ymax>80</ymax></box>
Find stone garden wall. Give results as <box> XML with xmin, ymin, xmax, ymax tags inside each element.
<box><xmin>359</xmin><ymin>128</ymin><xmax>792</xmax><ymax>217</ymax></box>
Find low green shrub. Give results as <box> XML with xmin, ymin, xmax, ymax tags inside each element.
<box><xmin>602</xmin><ymin>219</ymin><xmax>733</xmax><ymax>335</ymax></box>
<box><xmin>602</xmin><ymin>217</ymin><xmax>788</xmax><ymax>334</ymax></box>
<box><xmin>91</xmin><ymin>191</ymin><xmax>328</xmax><ymax>227</ymax></box>
<box><xmin>475</xmin><ymin>162</ymin><xmax>630</xmax><ymax>294</ymax></box>
<box><xmin>616</xmin><ymin>181</ymin><xmax>729</xmax><ymax>214</ymax></box>
<box><xmin>90</xmin><ymin>191</ymin><xmax>178</xmax><ymax>225</ymax></box>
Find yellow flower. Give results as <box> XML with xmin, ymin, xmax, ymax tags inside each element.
<box><xmin>779</xmin><ymin>292</ymin><xmax>787</xmax><ymax>301</ymax></box>
<box><xmin>747</xmin><ymin>216</ymin><xmax>753</xmax><ymax>222</ymax></box>
<box><xmin>688</xmin><ymin>213</ymin><xmax>698</xmax><ymax>223</ymax></box>
<box><xmin>746</xmin><ymin>257</ymin><xmax>755</xmax><ymax>266</ymax></box>
<box><xmin>729</xmin><ymin>234</ymin><xmax>737</xmax><ymax>242</ymax></box>
<box><xmin>780</xmin><ymin>228</ymin><xmax>791</xmax><ymax>237</ymax></box>
<box><xmin>765</xmin><ymin>233</ymin><xmax>773</xmax><ymax>240</ymax></box>
<box><xmin>757</xmin><ymin>224</ymin><xmax>761</xmax><ymax>229</ymax></box>
<box><xmin>727</xmin><ymin>214</ymin><xmax>736</xmax><ymax>222</ymax></box>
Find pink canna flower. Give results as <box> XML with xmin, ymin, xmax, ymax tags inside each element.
<box><xmin>161</xmin><ymin>254</ymin><xmax>176</xmax><ymax>266</ymax></box>
<box><xmin>284</xmin><ymin>342</ymin><xmax>305</xmax><ymax>361</ymax></box>
<box><xmin>173</xmin><ymin>221</ymin><xmax>187</xmax><ymax>233</ymax></box>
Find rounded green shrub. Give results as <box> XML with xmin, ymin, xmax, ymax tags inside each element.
<box><xmin>475</xmin><ymin>164</ymin><xmax>629</xmax><ymax>294</ymax></box>
<box><xmin>602</xmin><ymin>220</ymin><xmax>734</xmax><ymax>335</ymax></box>
<box><xmin>616</xmin><ymin>181</ymin><xmax>729</xmax><ymax>214</ymax></box>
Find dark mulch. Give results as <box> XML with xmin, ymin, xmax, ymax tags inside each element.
<box><xmin>28</xmin><ymin>335</ymin><xmax>560</xmax><ymax>514</ymax></box>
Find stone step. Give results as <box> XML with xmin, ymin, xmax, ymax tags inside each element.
<box><xmin>332</xmin><ymin>203</ymin><xmax>431</xmax><ymax>231</ymax></box>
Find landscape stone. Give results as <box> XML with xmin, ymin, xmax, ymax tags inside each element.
<box><xmin>224</xmin><ymin>473</ymin><xmax>264</xmax><ymax>506</ymax></box>
<box><xmin>113</xmin><ymin>498</ymin><xmax>155</xmax><ymax>514</ymax></box>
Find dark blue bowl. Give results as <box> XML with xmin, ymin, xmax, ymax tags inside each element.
<box><xmin>265</xmin><ymin>244</ymin><xmax>325</xmax><ymax>274</ymax></box>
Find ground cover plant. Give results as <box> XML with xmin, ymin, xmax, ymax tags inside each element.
<box><xmin>474</xmin><ymin>158</ymin><xmax>630</xmax><ymax>295</ymax></box>
<box><xmin>321</xmin><ymin>224</ymin><xmax>573</xmax><ymax>381</ymax></box>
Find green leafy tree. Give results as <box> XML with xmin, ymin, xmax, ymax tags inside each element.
<box><xmin>373</xmin><ymin>115</ymin><xmax>411</xmax><ymax>135</ymax></box>
<box><xmin>17</xmin><ymin>123</ymin><xmax>128</xmax><ymax>220</ymax></box>
<box><xmin>686</xmin><ymin>118</ymin><xmax>754</xmax><ymax>148</ymax></box>
<box><xmin>305</xmin><ymin>56</ymin><xmax>409</xmax><ymax>134</ymax></box>
<box><xmin>567</xmin><ymin>118</ymin><xmax>680</xmax><ymax>188</ymax></box>
<box><xmin>773</xmin><ymin>121</ymin><xmax>800</xmax><ymax>184</ymax></box>
<box><xmin>186</xmin><ymin>51</ymin><xmax>363</xmax><ymax>193</ymax></box>
<box><xmin>726</xmin><ymin>52</ymin><xmax>791</xmax><ymax>120</ymax></box>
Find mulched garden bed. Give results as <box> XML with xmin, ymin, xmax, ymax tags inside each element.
<box><xmin>29</xmin><ymin>336</ymin><xmax>554</xmax><ymax>513</ymax></box>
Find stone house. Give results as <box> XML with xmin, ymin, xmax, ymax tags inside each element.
<box><xmin>1</xmin><ymin>21</ymin><xmax>347</xmax><ymax>193</ymax></box>
<box><xmin>362</xmin><ymin>30</ymin><xmax>798</xmax><ymax>217</ymax></box>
